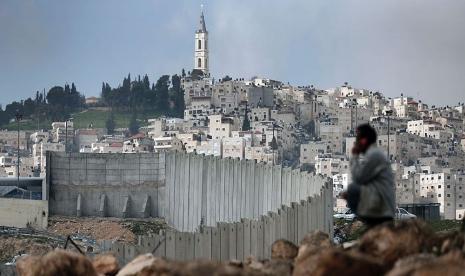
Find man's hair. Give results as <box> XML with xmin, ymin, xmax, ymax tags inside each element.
<box><xmin>356</xmin><ymin>124</ymin><xmax>377</xmax><ymax>145</ymax></box>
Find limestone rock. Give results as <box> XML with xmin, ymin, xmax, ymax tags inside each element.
<box><xmin>271</xmin><ymin>239</ymin><xmax>298</xmax><ymax>260</ymax></box>
<box><xmin>385</xmin><ymin>254</ymin><xmax>436</xmax><ymax>276</ymax></box>
<box><xmin>16</xmin><ymin>255</ymin><xmax>40</xmax><ymax>276</ymax></box>
<box><xmin>296</xmin><ymin>231</ymin><xmax>333</xmax><ymax>262</ymax></box>
<box><xmin>294</xmin><ymin>248</ymin><xmax>385</xmax><ymax>276</ymax></box>
<box><xmin>116</xmin><ymin>254</ymin><xmax>160</xmax><ymax>276</ymax></box>
<box><xmin>28</xmin><ymin>249</ymin><xmax>98</xmax><ymax>276</ymax></box>
<box><xmin>93</xmin><ymin>254</ymin><xmax>120</xmax><ymax>276</ymax></box>
<box><xmin>357</xmin><ymin>219</ymin><xmax>434</xmax><ymax>268</ymax></box>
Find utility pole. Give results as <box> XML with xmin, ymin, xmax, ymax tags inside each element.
<box><xmin>15</xmin><ymin>111</ymin><xmax>22</xmax><ymax>184</ymax></box>
<box><xmin>65</xmin><ymin>120</ymin><xmax>68</xmax><ymax>153</ymax></box>
<box><xmin>385</xmin><ymin>110</ymin><xmax>393</xmax><ymax>161</ymax></box>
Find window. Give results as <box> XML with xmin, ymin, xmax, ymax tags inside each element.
<box><xmin>198</xmin><ymin>39</ymin><xmax>202</xmax><ymax>49</ymax></box>
<box><xmin>438</xmin><ymin>175</ymin><xmax>442</xmax><ymax>180</ymax></box>
<box><xmin>198</xmin><ymin>58</ymin><xmax>202</xmax><ymax>68</ymax></box>
<box><xmin>447</xmin><ymin>185</ymin><xmax>451</xmax><ymax>189</ymax></box>
<box><xmin>438</xmin><ymin>194</ymin><xmax>441</xmax><ymax>197</ymax></box>
<box><xmin>447</xmin><ymin>194</ymin><xmax>451</xmax><ymax>197</ymax></box>
<box><xmin>460</xmin><ymin>204</ymin><xmax>463</xmax><ymax>208</ymax></box>
<box><xmin>438</xmin><ymin>185</ymin><xmax>441</xmax><ymax>189</ymax></box>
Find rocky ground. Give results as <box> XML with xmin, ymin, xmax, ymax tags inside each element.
<box><xmin>9</xmin><ymin>219</ymin><xmax>465</xmax><ymax>276</ymax></box>
<box><xmin>0</xmin><ymin>216</ymin><xmax>167</xmax><ymax>265</ymax></box>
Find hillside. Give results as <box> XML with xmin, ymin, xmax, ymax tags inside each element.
<box><xmin>1</xmin><ymin>108</ymin><xmax>160</xmax><ymax>131</ymax></box>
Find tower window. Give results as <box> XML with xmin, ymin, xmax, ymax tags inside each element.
<box><xmin>198</xmin><ymin>40</ymin><xmax>201</xmax><ymax>50</ymax></box>
<box><xmin>205</xmin><ymin>40</ymin><xmax>208</xmax><ymax>50</ymax></box>
<box><xmin>198</xmin><ymin>58</ymin><xmax>202</xmax><ymax>68</ymax></box>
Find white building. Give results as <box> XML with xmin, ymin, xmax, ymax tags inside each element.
<box><xmin>407</xmin><ymin>120</ymin><xmax>452</xmax><ymax>140</ymax></box>
<box><xmin>208</xmin><ymin>115</ymin><xmax>239</xmax><ymax>140</ymax></box>
<box><xmin>30</xmin><ymin>131</ymin><xmax>50</xmax><ymax>144</ymax></box>
<box><xmin>195</xmin><ymin>140</ymin><xmax>221</xmax><ymax>156</ymax></box>
<box><xmin>245</xmin><ymin>146</ymin><xmax>274</xmax><ymax>164</ymax></box>
<box><xmin>51</xmin><ymin>121</ymin><xmax>74</xmax><ymax>144</ymax></box>
<box><xmin>300</xmin><ymin>141</ymin><xmax>328</xmax><ymax>165</ymax></box>
<box><xmin>194</xmin><ymin>9</ymin><xmax>209</xmax><ymax>76</ymax></box>
<box><xmin>32</xmin><ymin>142</ymin><xmax>65</xmax><ymax>174</ymax></box>
<box><xmin>315</xmin><ymin>154</ymin><xmax>350</xmax><ymax>177</ymax></box>
<box><xmin>222</xmin><ymin>137</ymin><xmax>246</xmax><ymax>159</ymax></box>
<box><xmin>0</xmin><ymin>131</ymin><xmax>28</xmax><ymax>150</ymax></box>
<box><xmin>153</xmin><ymin>136</ymin><xmax>183</xmax><ymax>153</ymax></box>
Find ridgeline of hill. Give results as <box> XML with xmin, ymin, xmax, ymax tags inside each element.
<box><xmin>1</xmin><ymin>108</ymin><xmax>160</xmax><ymax>131</ymax></box>
<box><xmin>0</xmin><ymin>73</ymin><xmax>186</xmax><ymax>133</ymax></box>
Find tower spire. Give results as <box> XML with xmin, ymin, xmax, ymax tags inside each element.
<box><xmin>198</xmin><ymin>5</ymin><xmax>207</xmax><ymax>33</ymax></box>
<box><xmin>194</xmin><ymin>5</ymin><xmax>209</xmax><ymax>76</ymax></box>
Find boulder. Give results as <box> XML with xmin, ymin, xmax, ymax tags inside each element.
<box><xmin>294</xmin><ymin>248</ymin><xmax>385</xmax><ymax>276</ymax></box>
<box><xmin>357</xmin><ymin>219</ymin><xmax>434</xmax><ymax>268</ymax></box>
<box><xmin>296</xmin><ymin>231</ymin><xmax>333</xmax><ymax>262</ymax></box>
<box><xmin>27</xmin><ymin>249</ymin><xmax>98</xmax><ymax>276</ymax></box>
<box><xmin>271</xmin><ymin>239</ymin><xmax>298</xmax><ymax>260</ymax></box>
<box><xmin>16</xmin><ymin>255</ymin><xmax>40</xmax><ymax>276</ymax></box>
<box><xmin>388</xmin><ymin>250</ymin><xmax>465</xmax><ymax>276</ymax></box>
<box><xmin>385</xmin><ymin>254</ymin><xmax>436</xmax><ymax>276</ymax></box>
<box><xmin>93</xmin><ymin>254</ymin><xmax>119</xmax><ymax>276</ymax></box>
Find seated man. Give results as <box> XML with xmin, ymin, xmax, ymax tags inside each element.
<box><xmin>343</xmin><ymin>124</ymin><xmax>396</xmax><ymax>228</ymax></box>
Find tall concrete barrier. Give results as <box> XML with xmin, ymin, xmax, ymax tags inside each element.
<box><xmin>48</xmin><ymin>152</ymin><xmax>165</xmax><ymax>218</ymax></box>
<box><xmin>48</xmin><ymin>151</ymin><xmax>332</xmax><ymax>236</ymax></box>
<box><xmin>100</xmin><ymin>181</ymin><xmax>333</xmax><ymax>264</ymax></box>
<box><xmin>164</xmin><ymin>151</ymin><xmax>331</xmax><ymax>232</ymax></box>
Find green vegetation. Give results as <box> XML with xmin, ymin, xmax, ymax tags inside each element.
<box><xmin>0</xmin><ymin>72</ymin><xmax>185</xmax><ymax>132</ymax></box>
<box><xmin>2</xmin><ymin>109</ymin><xmax>160</xmax><ymax>131</ymax></box>
<box><xmin>427</xmin><ymin>220</ymin><xmax>463</xmax><ymax>232</ymax></box>
<box><xmin>123</xmin><ymin>219</ymin><xmax>167</xmax><ymax>236</ymax></box>
<box><xmin>2</xmin><ymin>118</ymin><xmax>52</xmax><ymax>131</ymax></box>
<box><xmin>72</xmin><ymin>109</ymin><xmax>159</xmax><ymax>129</ymax></box>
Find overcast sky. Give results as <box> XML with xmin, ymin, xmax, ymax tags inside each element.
<box><xmin>1</xmin><ymin>0</ymin><xmax>464</xmax><ymax>106</ymax></box>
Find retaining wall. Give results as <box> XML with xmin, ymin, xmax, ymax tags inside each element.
<box><xmin>100</xmin><ymin>181</ymin><xmax>333</xmax><ymax>264</ymax></box>
<box><xmin>0</xmin><ymin>198</ymin><xmax>48</xmax><ymax>229</ymax></box>
<box><xmin>48</xmin><ymin>152</ymin><xmax>165</xmax><ymax>218</ymax></box>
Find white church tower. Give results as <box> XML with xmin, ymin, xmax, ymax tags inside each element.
<box><xmin>194</xmin><ymin>7</ymin><xmax>209</xmax><ymax>76</ymax></box>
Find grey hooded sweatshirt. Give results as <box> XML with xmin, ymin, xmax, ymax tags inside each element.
<box><xmin>349</xmin><ymin>145</ymin><xmax>396</xmax><ymax>219</ymax></box>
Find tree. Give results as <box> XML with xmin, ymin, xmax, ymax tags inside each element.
<box><xmin>128</xmin><ymin>113</ymin><xmax>139</xmax><ymax>135</ymax></box>
<box><xmin>155</xmin><ymin>75</ymin><xmax>170</xmax><ymax>112</ymax></box>
<box><xmin>171</xmin><ymin>74</ymin><xmax>185</xmax><ymax>117</ymax></box>
<box><xmin>190</xmin><ymin>69</ymin><xmax>204</xmax><ymax>80</ymax></box>
<box><xmin>301</xmin><ymin>163</ymin><xmax>315</xmax><ymax>173</ymax></box>
<box><xmin>221</xmin><ymin>75</ymin><xmax>232</xmax><ymax>82</ymax></box>
<box><xmin>106</xmin><ymin>113</ymin><xmax>116</xmax><ymax>134</ymax></box>
<box><xmin>242</xmin><ymin>109</ymin><xmax>251</xmax><ymax>131</ymax></box>
<box><xmin>303</xmin><ymin>120</ymin><xmax>316</xmax><ymax>137</ymax></box>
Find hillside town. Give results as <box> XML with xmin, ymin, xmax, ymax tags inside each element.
<box><xmin>1</xmin><ymin>10</ymin><xmax>464</xmax><ymax>223</ymax></box>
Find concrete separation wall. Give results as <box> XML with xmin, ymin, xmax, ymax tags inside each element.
<box><xmin>48</xmin><ymin>151</ymin><xmax>331</xmax><ymax>234</ymax></box>
<box><xmin>164</xmin><ymin>152</ymin><xmax>330</xmax><ymax>232</ymax></box>
<box><xmin>100</xmin><ymin>182</ymin><xmax>333</xmax><ymax>264</ymax></box>
<box><xmin>0</xmin><ymin>198</ymin><xmax>48</xmax><ymax>229</ymax></box>
<box><xmin>48</xmin><ymin>152</ymin><xmax>165</xmax><ymax>218</ymax></box>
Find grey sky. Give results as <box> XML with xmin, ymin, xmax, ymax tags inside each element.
<box><xmin>1</xmin><ymin>0</ymin><xmax>464</xmax><ymax>106</ymax></box>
